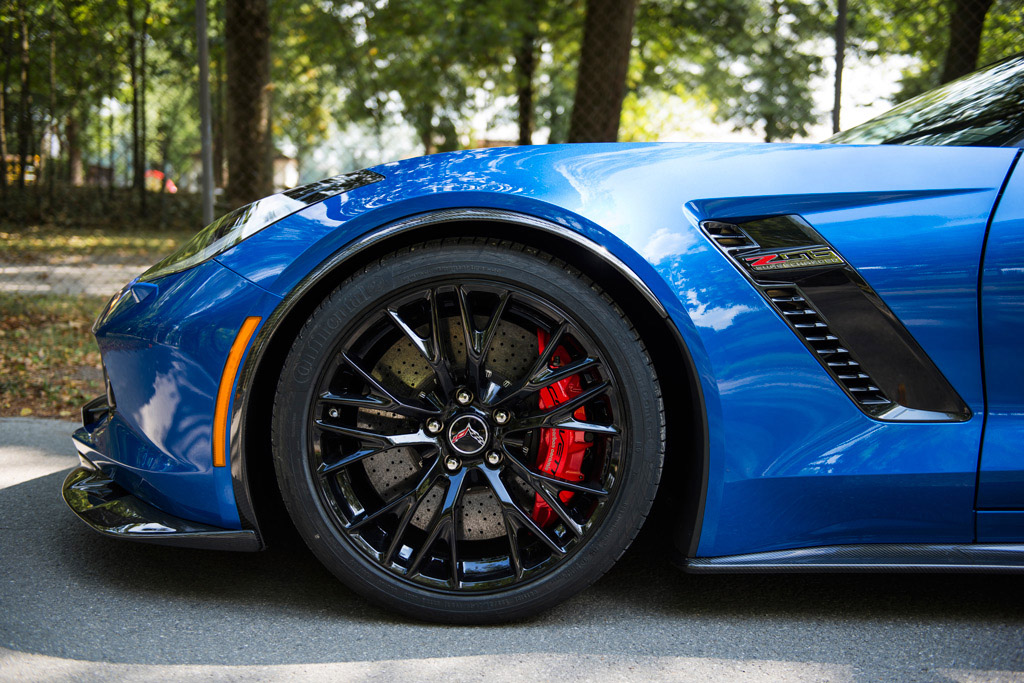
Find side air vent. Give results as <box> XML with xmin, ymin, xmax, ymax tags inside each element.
<box><xmin>702</xmin><ymin>221</ymin><xmax>757</xmax><ymax>251</ymax></box>
<box><xmin>763</xmin><ymin>287</ymin><xmax>890</xmax><ymax>408</ymax></box>
<box><xmin>699</xmin><ymin>215</ymin><xmax>970</xmax><ymax>422</ymax></box>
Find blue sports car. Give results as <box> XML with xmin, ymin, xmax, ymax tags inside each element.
<box><xmin>64</xmin><ymin>56</ymin><xmax>1024</xmax><ymax>622</ymax></box>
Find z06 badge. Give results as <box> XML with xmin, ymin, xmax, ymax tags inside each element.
<box><xmin>742</xmin><ymin>247</ymin><xmax>845</xmax><ymax>272</ymax></box>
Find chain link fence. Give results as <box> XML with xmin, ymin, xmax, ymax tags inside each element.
<box><xmin>1</xmin><ymin>0</ymin><xmax>1021</xmax><ymax>416</ymax></box>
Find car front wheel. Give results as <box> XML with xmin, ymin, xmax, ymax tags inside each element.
<box><xmin>272</xmin><ymin>238</ymin><xmax>664</xmax><ymax>623</ymax></box>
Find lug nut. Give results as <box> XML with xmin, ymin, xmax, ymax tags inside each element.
<box><xmin>426</xmin><ymin>418</ymin><xmax>443</xmax><ymax>434</ymax></box>
<box><xmin>455</xmin><ymin>388</ymin><xmax>473</xmax><ymax>405</ymax></box>
<box><xmin>486</xmin><ymin>451</ymin><xmax>502</xmax><ymax>466</ymax></box>
<box><xmin>328</xmin><ymin>408</ymin><xmax>339</xmax><ymax>418</ymax></box>
<box><xmin>445</xmin><ymin>456</ymin><xmax>461</xmax><ymax>471</ymax></box>
<box><xmin>492</xmin><ymin>409</ymin><xmax>510</xmax><ymax>425</ymax></box>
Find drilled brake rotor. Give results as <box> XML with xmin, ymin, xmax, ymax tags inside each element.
<box><xmin>359</xmin><ymin>318</ymin><xmax>537</xmax><ymax>540</ymax></box>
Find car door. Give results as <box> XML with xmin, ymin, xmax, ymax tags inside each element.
<box><xmin>978</xmin><ymin>153</ymin><xmax>1024</xmax><ymax>541</ymax></box>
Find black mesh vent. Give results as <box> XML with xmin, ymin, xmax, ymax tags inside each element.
<box><xmin>764</xmin><ymin>287</ymin><xmax>890</xmax><ymax>408</ymax></box>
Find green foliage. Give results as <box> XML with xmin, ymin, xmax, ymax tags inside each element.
<box><xmin>310</xmin><ymin>0</ymin><xmax>475</xmax><ymax>152</ymax></box>
<box><xmin>979</xmin><ymin>0</ymin><xmax>1024</xmax><ymax>66</ymax></box>
<box><xmin>852</xmin><ymin>0</ymin><xmax>1022</xmax><ymax>103</ymax></box>
<box><xmin>1</xmin><ymin>0</ymin><xmax>1020</xmax><ymax>201</ymax></box>
<box><xmin>631</xmin><ymin>0</ymin><xmax>827</xmax><ymax>142</ymax></box>
<box><xmin>713</xmin><ymin>0</ymin><xmax>827</xmax><ymax>141</ymax></box>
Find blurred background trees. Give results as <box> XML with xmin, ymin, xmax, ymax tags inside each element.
<box><xmin>0</xmin><ymin>0</ymin><xmax>1019</xmax><ymax>417</ymax></box>
<box><xmin>0</xmin><ymin>0</ymin><xmax>1021</xmax><ymax>222</ymax></box>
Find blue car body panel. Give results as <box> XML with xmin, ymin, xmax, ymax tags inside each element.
<box><xmin>86</xmin><ymin>260</ymin><xmax>278</xmax><ymax>529</ymax></box>
<box><xmin>979</xmin><ymin>159</ymin><xmax>1024</xmax><ymax>519</ymax></box>
<box><xmin>81</xmin><ymin>142</ymin><xmax>1023</xmax><ymax>556</ymax></box>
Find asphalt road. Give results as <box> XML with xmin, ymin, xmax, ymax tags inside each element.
<box><xmin>1</xmin><ymin>417</ymin><xmax>1022</xmax><ymax>682</ymax></box>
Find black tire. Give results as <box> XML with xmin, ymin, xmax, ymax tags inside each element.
<box><xmin>272</xmin><ymin>238</ymin><xmax>664</xmax><ymax>623</ymax></box>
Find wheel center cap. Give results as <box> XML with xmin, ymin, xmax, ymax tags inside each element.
<box><xmin>447</xmin><ymin>414</ymin><xmax>489</xmax><ymax>455</ymax></box>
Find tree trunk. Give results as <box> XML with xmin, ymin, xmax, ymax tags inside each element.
<box><xmin>1</xmin><ymin>23</ymin><xmax>11</xmax><ymax>195</ymax></box>
<box><xmin>213</xmin><ymin>51</ymin><xmax>225</xmax><ymax>188</ymax></box>
<box><xmin>127</xmin><ymin>0</ymin><xmax>142</xmax><ymax>195</ymax></box>
<box><xmin>515</xmin><ymin>23</ymin><xmax>537</xmax><ymax>146</ymax></box>
<box><xmin>66</xmin><ymin>113</ymin><xmax>84</xmax><ymax>186</ymax></box>
<box><xmin>139</xmin><ymin>1</ymin><xmax>150</xmax><ymax>215</ymax></box>
<box><xmin>832</xmin><ymin>0</ymin><xmax>847</xmax><ymax>134</ymax></box>
<box><xmin>567</xmin><ymin>0</ymin><xmax>638</xmax><ymax>143</ymax></box>
<box><xmin>764</xmin><ymin>113</ymin><xmax>775</xmax><ymax>143</ymax></box>
<box><xmin>47</xmin><ymin>18</ymin><xmax>57</xmax><ymax>203</ymax></box>
<box><xmin>108</xmin><ymin>70</ymin><xmax>115</xmax><ymax>200</ymax></box>
<box><xmin>16</xmin><ymin>1</ymin><xmax>31</xmax><ymax>190</ymax></box>
<box><xmin>940</xmin><ymin>0</ymin><xmax>995</xmax><ymax>83</ymax></box>
<box><xmin>225</xmin><ymin>0</ymin><xmax>272</xmax><ymax>207</ymax></box>
<box><xmin>158</xmin><ymin>127</ymin><xmax>173</xmax><ymax>227</ymax></box>
<box><xmin>420</xmin><ymin>125</ymin><xmax>432</xmax><ymax>155</ymax></box>
<box><xmin>764</xmin><ymin>0</ymin><xmax>781</xmax><ymax>143</ymax></box>
<box><xmin>264</xmin><ymin>81</ymin><xmax>274</xmax><ymax>189</ymax></box>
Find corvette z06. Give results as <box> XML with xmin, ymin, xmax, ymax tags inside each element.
<box><xmin>63</xmin><ymin>55</ymin><xmax>1024</xmax><ymax>622</ymax></box>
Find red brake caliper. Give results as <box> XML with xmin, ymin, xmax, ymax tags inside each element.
<box><xmin>531</xmin><ymin>329</ymin><xmax>590</xmax><ymax>527</ymax></box>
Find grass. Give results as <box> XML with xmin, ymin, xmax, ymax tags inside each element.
<box><xmin>0</xmin><ymin>225</ymin><xmax>192</xmax><ymax>265</ymax></box>
<box><xmin>0</xmin><ymin>294</ymin><xmax>108</xmax><ymax>418</ymax></box>
<box><xmin>2</xmin><ymin>213</ymin><xmax>193</xmax><ymax>417</ymax></box>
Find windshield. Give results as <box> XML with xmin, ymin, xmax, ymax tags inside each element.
<box><xmin>826</xmin><ymin>54</ymin><xmax>1024</xmax><ymax>148</ymax></box>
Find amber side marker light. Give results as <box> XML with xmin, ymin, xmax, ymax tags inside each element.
<box><xmin>214</xmin><ymin>316</ymin><xmax>262</xmax><ymax>467</ymax></box>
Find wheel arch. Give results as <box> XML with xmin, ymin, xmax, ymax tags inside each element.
<box><xmin>230</xmin><ymin>208</ymin><xmax>709</xmax><ymax>557</ymax></box>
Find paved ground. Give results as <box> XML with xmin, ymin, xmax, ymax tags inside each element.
<box><xmin>0</xmin><ymin>264</ymin><xmax>145</xmax><ymax>296</ymax></box>
<box><xmin>1</xmin><ymin>417</ymin><xmax>1022</xmax><ymax>682</ymax></box>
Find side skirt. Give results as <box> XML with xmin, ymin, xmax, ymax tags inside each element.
<box><xmin>682</xmin><ymin>543</ymin><xmax>1024</xmax><ymax>573</ymax></box>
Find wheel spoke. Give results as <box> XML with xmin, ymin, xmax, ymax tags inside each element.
<box><xmin>457</xmin><ymin>286</ymin><xmax>511</xmax><ymax>386</ymax></box>
<box><xmin>487</xmin><ymin>322</ymin><xmax>567</xmax><ymax>407</ymax></box>
<box><xmin>318</xmin><ymin>391</ymin><xmax>389</xmax><ymax>411</ymax></box>
<box><xmin>544</xmin><ymin>419</ymin><xmax>620</xmax><ymax>436</ymax></box>
<box><xmin>386</xmin><ymin>289</ymin><xmax>455</xmax><ymax>396</ymax></box>
<box><xmin>446</xmin><ymin>513</ymin><xmax>459</xmax><ymax>587</ymax></box>
<box><xmin>348</xmin><ymin>456</ymin><xmax>442</xmax><ymax>533</ymax></box>
<box><xmin>426</xmin><ymin>288</ymin><xmax>457</xmax><ymax>396</ymax></box>
<box><xmin>530</xmin><ymin>356</ymin><xmax>601</xmax><ymax>391</ymax></box>
<box><xmin>348</xmin><ymin>490</ymin><xmax>414</xmax><ymax>531</ymax></box>
<box><xmin>317</xmin><ymin>447</ymin><xmax>382</xmax><ymax>476</ymax></box>
<box><xmin>540</xmin><ymin>380</ymin><xmax>609</xmax><ymax>419</ymax></box>
<box><xmin>381</xmin><ymin>458</ymin><xmax>444</xmax><ymax>564</ymax></box>
<box><xmin>327</xmin><ymin>353</ymin><xmax>439</xmax><ymax>418</ymax></box>
<box><xmin>314</xmin><ymin>420</ymin><xmax>391</xmax><ymax>446</ymax></box>
<box><xmin>502</xmin><ymin>449</ymin><xmax>610</xmax><ymax>498</ymax></box>
<box><xmin>518</xmin><ymin>473</ymin><xmax>583</xmax><ymax>538</ymax></box>
<box><xmin>314</xmin><ymin>420</ymin><xmax>438</xmax><ymax>476</ymax></box>
<box><xmin>478</xmin><ymin>465</ymin><xmax>565</xmax><ymax>558</ymax></box>
<box><xmin>503</xmin><ymin>381</ymin><xmax>618</xmax><ymax>435</ymax></box>
<box><xmin>407</xmin><ymin>516</ymin><xmax>449</xmax><ymax>579</ymax></box>
<box><xmin>533</xmin><ymin>321</ymin><xmax>569</xmax><ymax>374</ymax></box>
<box><xmin>407</xmin><ymin>469</ymin><xmax>467</xmax><ymax>580</ymax></box>
<box><xmin>314</xmin><ymin>420</ymin><xmax>438</xmax><ymax>448</ymax></box>
<box><xmin>504</xmin><ymin>515</ymin><xmax>525</xmax><ymax>581</ymax></box>
<box><xmin>491</xmin><ymin>355</ymin><xmax>603</xmax><ymax>410</ymax></box>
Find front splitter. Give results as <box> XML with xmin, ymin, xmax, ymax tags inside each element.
<box><xmin>62</xmin><ymin>453</ymin><xmax>260</xmax><ymax>552</ymax></box>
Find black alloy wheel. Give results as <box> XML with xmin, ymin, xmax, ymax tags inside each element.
<box><xmin>272</xmin><ymin>238</ymin><xmax>664</xmax><ymax>623</ymax></box>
